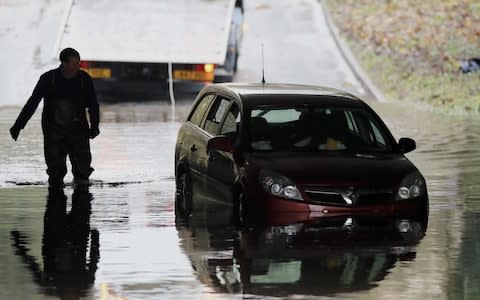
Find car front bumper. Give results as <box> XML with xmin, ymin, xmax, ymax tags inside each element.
<box><xmin>260</xmin><ymin>194</ymin><xmax>428</xmax><ymax>226</ymax></box>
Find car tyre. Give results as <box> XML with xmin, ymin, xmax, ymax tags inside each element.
<box><xmin>176</xmin><ymin>171</ymin><xmax>193</xmax><ymax>218</ymax></box>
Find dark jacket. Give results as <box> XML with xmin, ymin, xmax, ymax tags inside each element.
<box><xmin>12</xmin><ymin>67</ymin><xmax>99</xmax><ymax>135</ymax></box>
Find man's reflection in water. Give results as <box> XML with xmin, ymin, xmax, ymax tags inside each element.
<box><xmin>11</xmin><ymin>187</ymin><xmax>99</xmax><ymax>299</ymax></box>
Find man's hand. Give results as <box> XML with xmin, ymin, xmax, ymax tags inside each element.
<box><xmin>89</xmin><ymin>127</ymin><xmax>100</xmax><ymax>139</ymax></box>
<box><xmin>9</xmin><ymin>126</ymin><xmax>20</xmax><ymax>141</ymax></box>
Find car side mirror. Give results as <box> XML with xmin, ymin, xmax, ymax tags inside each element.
<box><xmin>207</xmin><ymin>136</ymin><xmax>234</xmax><ymax>153</ymax></box>
<box><xmin>398</xmin><ymin>137</ymin><xmax>416</xmax><ymax>154</ymax></box>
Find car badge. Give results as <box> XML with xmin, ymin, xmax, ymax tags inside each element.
<box><xmin>341</xmin><ymin>188</ymin><xmax>358</xmax><ymax>205</ymax></box>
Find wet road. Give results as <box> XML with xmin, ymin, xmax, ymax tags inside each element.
<box><xmin>1</xmin><ymin>1</ymin><xmax>480</xmax><ymax>299</ymax></box>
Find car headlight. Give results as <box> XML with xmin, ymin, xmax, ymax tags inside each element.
<box><xmin>395</xmin><ymin>171</ymin><xmax>426</xmax><ymax>200</ymax></box>
<box><xmin>259</xmin><ymin>170</ymin><xmax>304</xmax><ymax>201</ymax></box>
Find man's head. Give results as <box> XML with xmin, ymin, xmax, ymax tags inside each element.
<box><xmin>59</xmin><ymin>47</ymin><xmax>80</xmax><ymax>79</ymax></box>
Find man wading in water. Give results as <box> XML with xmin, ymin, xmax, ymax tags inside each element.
<box><xmin>9</xmin><ymin>47</ymin><xmax>100</xmax><ymax>187</ymax></box>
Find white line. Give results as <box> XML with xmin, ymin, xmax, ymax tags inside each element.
<box><xmin>168</xmin><ymin>62</ymin><xmax>176</xmax><ymax>122</ymax></box>
<box><xmin>52</xmin><ymin>0</ymin><xmax>74</xmax><ymax>59</ymax></box>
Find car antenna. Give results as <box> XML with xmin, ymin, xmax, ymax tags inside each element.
<box><xmin>261</xmin><ymin>44</ymin><xmax>266</xmax><ymax>84</ymax></box>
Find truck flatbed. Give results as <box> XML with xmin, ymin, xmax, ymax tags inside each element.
<box><xmin>58</xmin><ymin>0</ymin><xmax>235</xmax><ymax>64</ymax></box>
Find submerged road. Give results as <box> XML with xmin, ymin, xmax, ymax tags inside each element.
<box><xmin>1</xmin><ymin>1</ymin><xmax>479</xmax><ymax>299</ymax></box>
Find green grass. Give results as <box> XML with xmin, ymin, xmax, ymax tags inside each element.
<box><xmin>325</xmin><ymin>0</ymin><xmax>480</xmax><ymax>115</ymax></box>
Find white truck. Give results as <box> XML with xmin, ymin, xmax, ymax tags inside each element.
<box><xmin>56</xmin><ymin>0</ymin><xmax>244</xmax><ymax>100</ymax></box>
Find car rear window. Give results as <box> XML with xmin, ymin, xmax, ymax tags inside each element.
<box><xmin>189</xmin><ymin>94</ymin><xmax>215</xmax><ymax>126</ymax></box>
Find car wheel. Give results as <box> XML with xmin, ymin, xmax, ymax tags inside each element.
<box><xmin>176</xmin><ymin>171</ymin><xmax>192</xmax><ymax>218</ymax></box>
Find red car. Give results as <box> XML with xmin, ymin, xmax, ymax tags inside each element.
<box><xmin>174</xmin><ymin>83</ymin><xmax>428</xmax><ymax>226</ymax></box>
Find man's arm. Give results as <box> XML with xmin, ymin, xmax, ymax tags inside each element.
<box><xmin>10</xmin><ymin>73</ymin><xmax>48</xmax><ymax>140</ymax></box>
<box><xmin>83</xmin><ymin>73</ymin><xmax>100</xmax><ymax>139</ymax></box>
<box><xmin>10</xmin><ymin>230</ymin><xmax>45</xmax><ymax>286</ymax></box>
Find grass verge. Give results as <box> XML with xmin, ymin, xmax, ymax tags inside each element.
<box><xmin>324</xmin><ymin>0</ymin><xmax>480</xmax><ymax>115</ymax></box>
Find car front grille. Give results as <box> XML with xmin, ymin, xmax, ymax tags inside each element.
<box><xmin>302</xmin><ymin>185</ymin><xmax>394</xmax><ymax>206</ymax></box>
<box><xmin>303</xmin><ymin>190</ymin><xmax>345</xmax><ymax>205</ymax></box>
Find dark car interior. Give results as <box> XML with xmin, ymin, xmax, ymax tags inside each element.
<box><xmin>249</xmin><ymin>108</ymin><xmax>392</xmax><ymax>153</ymax></box>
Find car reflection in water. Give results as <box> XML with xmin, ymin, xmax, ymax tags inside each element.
<box><xmin>11</xmin><ymin>187</ymin><xmax>99</xmax><ymax>300</ymax></box>
<box><xmin>176</xmin><ymin>192</ymin><xmax>426</xmax><ymax>298</ymax></box>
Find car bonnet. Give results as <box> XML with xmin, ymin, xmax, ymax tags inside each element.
<box><xmin>246</xmin><ymin>152</ymin><xmax>418</xmax><ymax>187</ymax></box>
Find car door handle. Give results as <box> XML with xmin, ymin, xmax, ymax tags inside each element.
<box><xmin>190</xmin><ymin>145</ymin><xmax>198</xmax><ymax>152</ymax></box>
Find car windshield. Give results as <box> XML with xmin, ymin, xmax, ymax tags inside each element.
<box><xmin>249</xmin><ymin>106</ymin><xmax>393</xmax><ymax>153</ymax></box>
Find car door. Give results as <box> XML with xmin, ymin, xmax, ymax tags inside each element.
<box><xmin>189</xmin><ymin>96</ymin><xmax>231</xmax><ymax>190</ymax></box>
<box><xmin>177</xmin><ymin>94</ymin><xmax>215</xmax><ymax>193</ymax></box>
<box><xmin>206</xmin><ymin>101</ymin><xmax>241</xmax><ymax>204</ymax></box>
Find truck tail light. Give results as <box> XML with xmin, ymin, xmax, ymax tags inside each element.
<box><xmin>194</xmin><ymin>64</ymin><xmax>215</xmax><ymax>73</ymax></box>
<box><xmin>204</xmin><ymin>63</ymin><xmax>215</xmax><ymax>73</ymax></box>
<box><xmin>80</xmin><ymin>61</ymin><xmax>90</xmax><ymax>68</ymax></box>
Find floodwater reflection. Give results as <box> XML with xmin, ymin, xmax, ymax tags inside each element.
<box><xmin>176</xmin><ymin>199</ymin><xmax>426</xmax><ymax>298</ymax></box>
<box><xmin>10</xmin><ymin>187</ymin><xmax>99</xmax><ymax>299</ymax></box>
<box><xmin>2</xmin><ymin>100</ymin><xmax>480</xmax><ymax>299</ymax></box>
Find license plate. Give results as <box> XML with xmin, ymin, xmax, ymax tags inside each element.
<box><xmin>174</xmin><ymin>70</ymin><xmax>214</xmax><ymax>81</ymax></box>
<box><xmin>83</xmin><ymin>68</ymin><xmax>111</xmax><ymax>79</ymax></box>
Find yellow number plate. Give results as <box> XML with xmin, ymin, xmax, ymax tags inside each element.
<box><xmin>174</xmin><ymin>70</ymin><xmax>214</xmax><ymax>81</ymax></box>
<box><xmin>83</xmin><ymin>68</ymin><xmax>111</xmax><ymax>79</ymax></box>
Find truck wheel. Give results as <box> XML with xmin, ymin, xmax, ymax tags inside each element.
<box><xmin>214</xmin><ymin>74</ymin><xmax>234</xmax><ymax>83</ymax></box>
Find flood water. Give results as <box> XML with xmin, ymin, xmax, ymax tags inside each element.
<box><xmin>1</xmin><ymin>0</ymin><xmax>480</xmax><ymax>298</ymax></box>
<box><xmin>1</xmin><ymin>99</ymin><xmax>479</xmax><ymax>300</ymax></box>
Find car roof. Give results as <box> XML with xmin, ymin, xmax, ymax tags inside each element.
<box><xmin>201</xmin><ymin>83</ymin><xmax>366</xmax><ymax>108</ymax></box>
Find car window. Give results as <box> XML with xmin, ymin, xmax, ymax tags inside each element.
<box><xmin>189</xmin><ymin>94</ymin><xmax>215</xmax><ymax>126</ymax></box>
<box><xmin>345</xmin><ymin>110</ymin><xmax>360</xmax><ymax>134</ymax></box>
<box><xmin>252</xmin><ymin>108</ymin><xmax>300</xmax><ymax>123</ymax></box>
<box><xmin>220</xmin><ymin>103</ymin><xmax>240</xmax><ymax>136</ymax></box>
<box><xmin>369</xmin><ymin>120</ymin><xmax>387</xmax><ymax>147</ymax></box>
<box><xmin>203</xmin><ymin>98</ymin><xmax>230</xmax><ymax>135</ymax></box>
<box><xmin>249</xmin><ymin>106</ymin><xmax>393</xmax><ymax>153</ymax></box>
